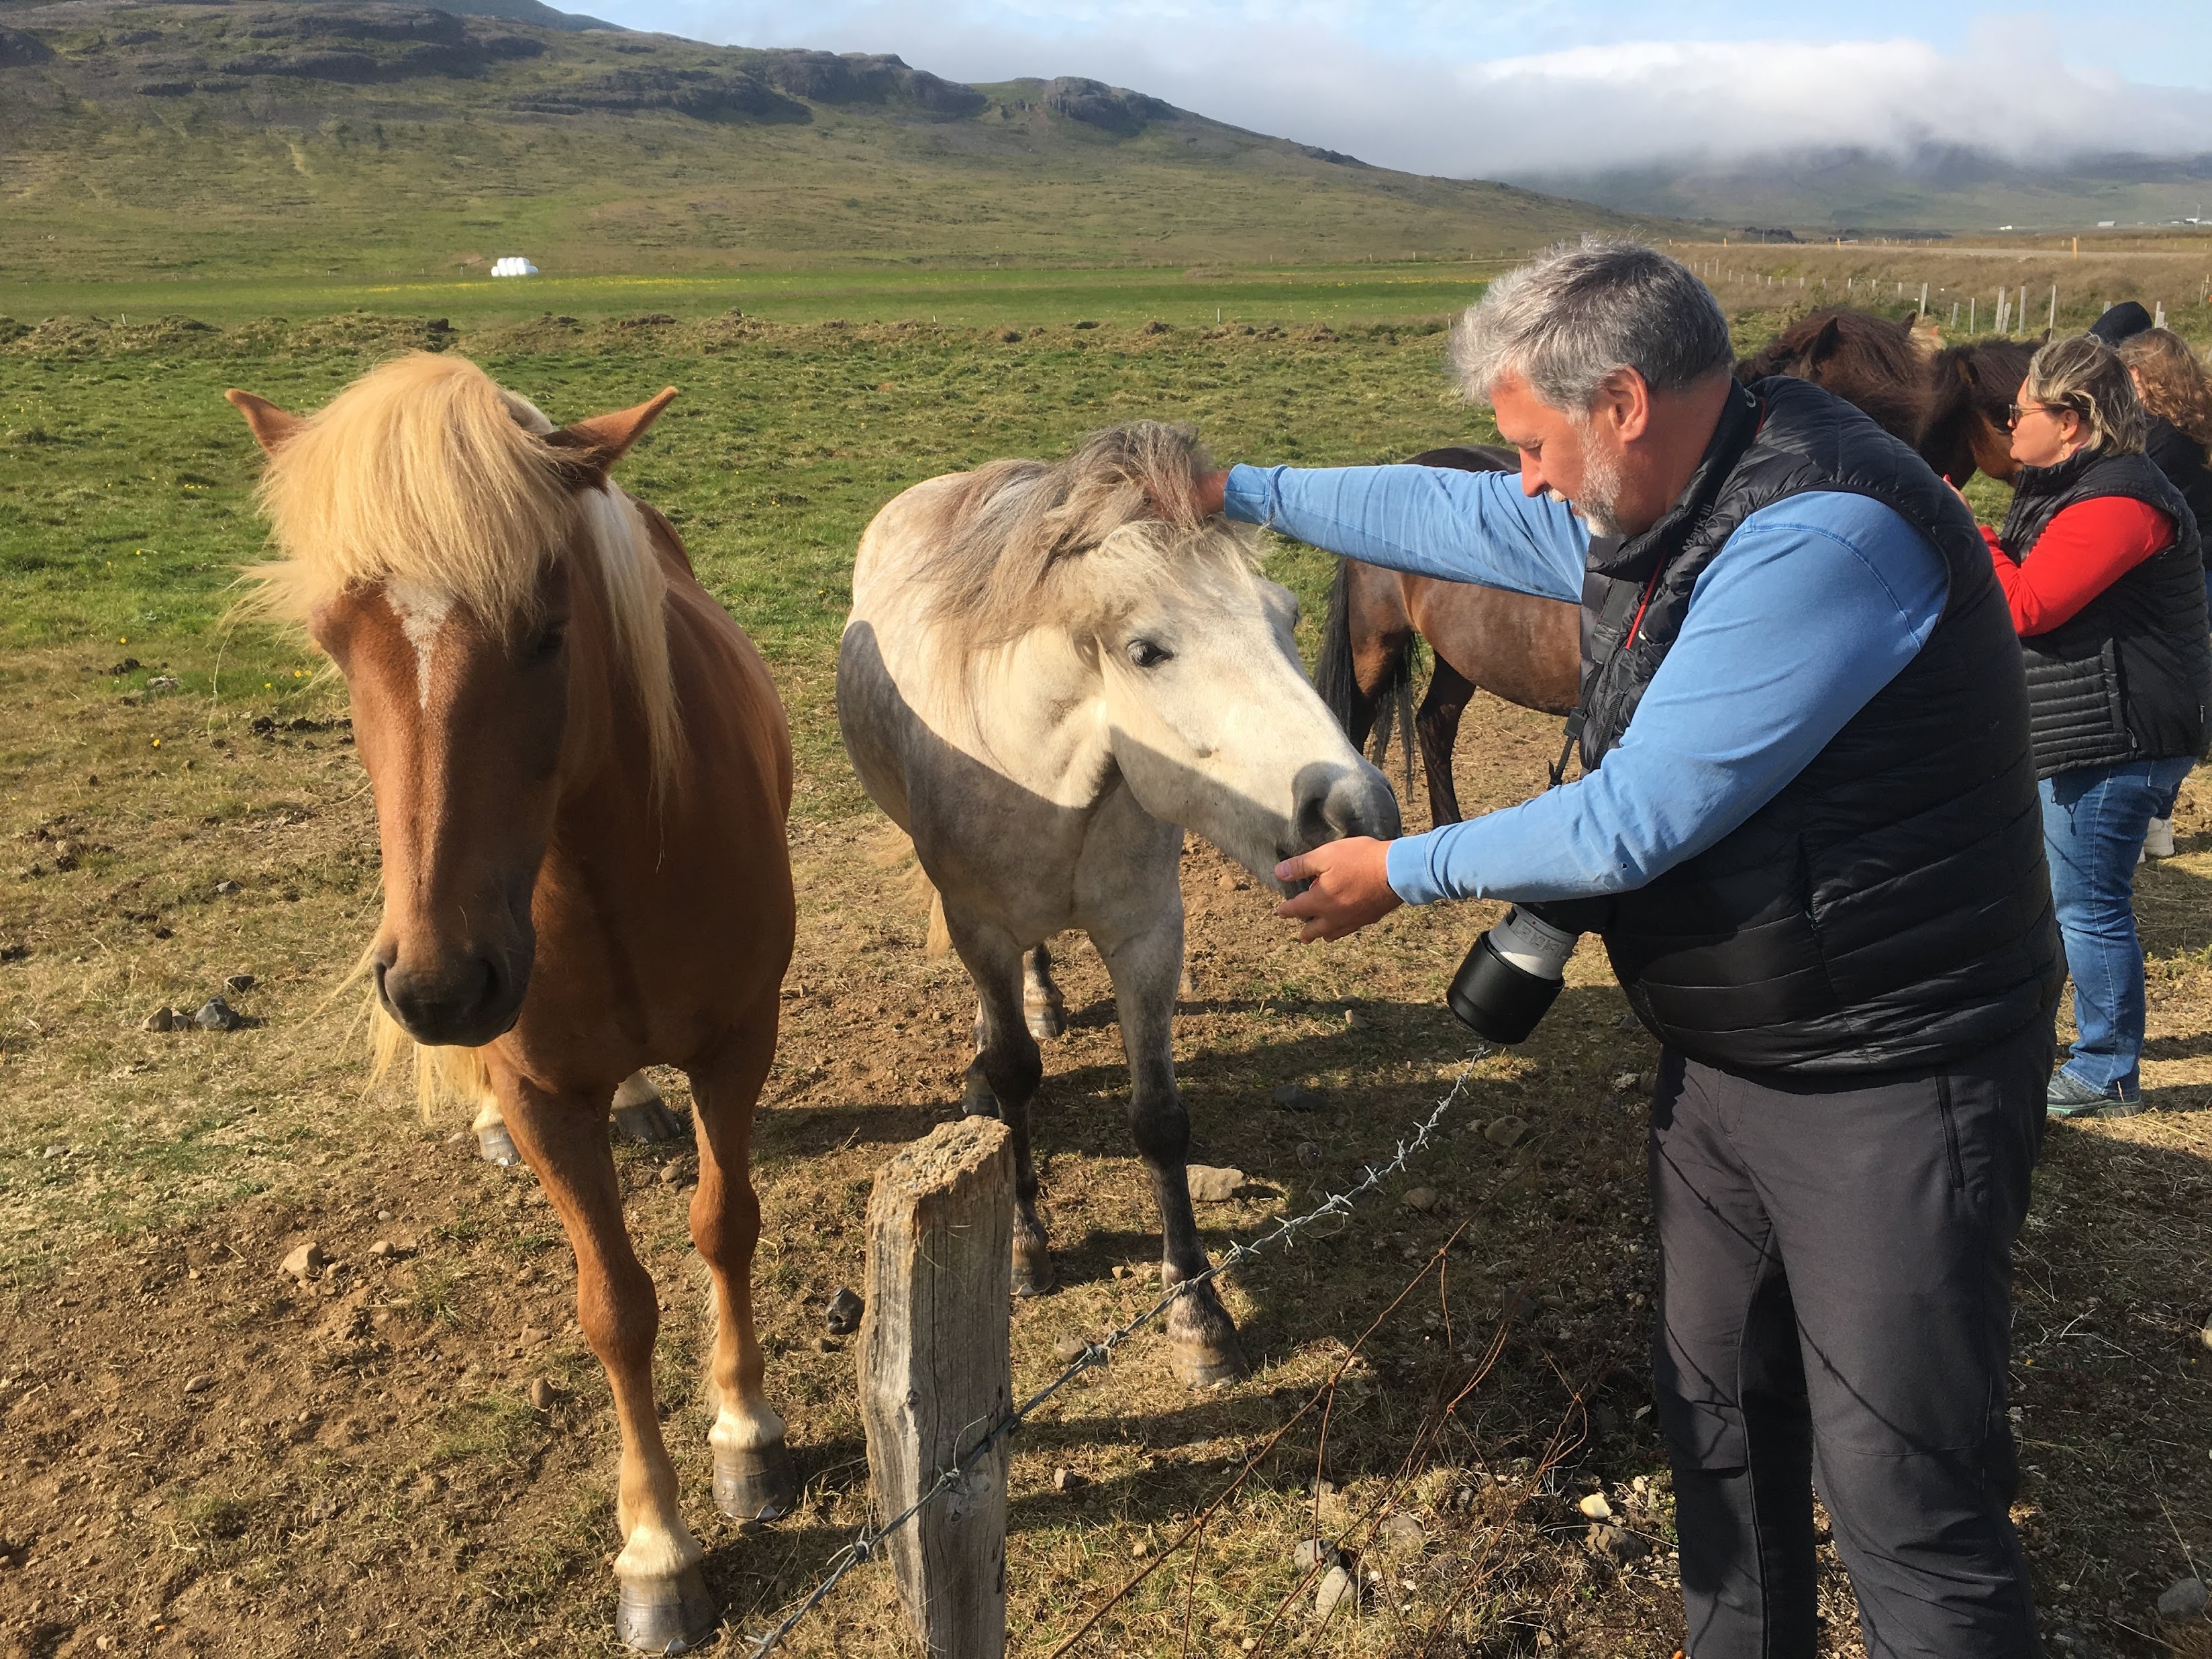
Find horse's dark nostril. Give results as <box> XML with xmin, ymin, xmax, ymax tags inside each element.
<box><xmin>381</xmin><ymin>952</ymin><xmax>519</xmax><ymax>1046</ymax></box>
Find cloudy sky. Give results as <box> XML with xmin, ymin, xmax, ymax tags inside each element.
<box><xmin>576</xmin><ymin>0</ymin><xmax>2212</xmax><ymax>179</ymax></box>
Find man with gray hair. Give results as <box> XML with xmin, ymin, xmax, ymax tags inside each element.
<box><xmin>1197</xmin><ymin>241</ymin><xmax>2058</xmax><ymax>1656</ymax></box>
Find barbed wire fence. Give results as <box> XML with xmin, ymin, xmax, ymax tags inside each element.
<box><xmin>741</xmin><ymin>1043</ymin><xmax>1495</xmax><ymax>1658</ymax></box>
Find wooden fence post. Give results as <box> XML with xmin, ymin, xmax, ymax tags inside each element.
<box><xmin>859</xmin><ymin>1117</ymin><xmax>1015</xmax><ymax>1659</ymax></box>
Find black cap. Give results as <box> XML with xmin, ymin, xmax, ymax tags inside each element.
<box><xmin>2088</xmin><ymin>301</ymin><xmax>2153</xmax><ymax>345</ymax></box>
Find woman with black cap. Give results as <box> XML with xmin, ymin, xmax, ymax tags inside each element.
<box><xmin>1970</xmin><ymin>331</ymin><xmax>2212</xmax><ymax>1116</ymax></box>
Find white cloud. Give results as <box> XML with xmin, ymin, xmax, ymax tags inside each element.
<box><xmin>599</xmin><ymin>0</ymin><xmax>2212</xmax><ymax>179</ymax></box>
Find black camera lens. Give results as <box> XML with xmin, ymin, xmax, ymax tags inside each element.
<box><xmin>1446</xmin><ymin>931</ymin><xmax>1564</xmax><ymax>1044</ymax></box>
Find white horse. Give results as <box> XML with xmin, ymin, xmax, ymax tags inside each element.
<box><xmin>836</xmin><ymin>423</ymin><xmax>1399</xmax><ymax>1385</ymax></box>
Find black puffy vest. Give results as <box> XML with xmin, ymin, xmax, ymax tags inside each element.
<box><xmin>1997</xmin><ymin>447</ymin><xmax>2211</xmax><ymax>778</ymax></box>
<box><xmin>1548</xmin><ymin>378</ymin><xmax>2058</xmax><ymax>1076</ymax></box>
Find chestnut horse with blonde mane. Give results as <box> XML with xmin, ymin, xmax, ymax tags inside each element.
<box><xmin>230</xmin><ymin>353</ymin><xmax>794</xmax><ymax>1652</ymax></box>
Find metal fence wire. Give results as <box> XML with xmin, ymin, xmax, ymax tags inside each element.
<box><xmin>743</xmin><ymin>1043</ymin><xmax>1494</xmax><ymax>1658</ymax></box>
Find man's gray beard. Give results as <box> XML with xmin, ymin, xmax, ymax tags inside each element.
<box><xmin>1562</xmin><ymin>430</ymin><xmax>1628</xmax><ymax>537</ymax></box>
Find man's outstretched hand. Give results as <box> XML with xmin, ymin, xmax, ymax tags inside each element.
<box><xmin>1194</xmin><ymin>469</ymin><xmax>1229</xmax><ymax>517</ymax></box>
<box><xmin>1275</xmin><ymin>838</ymin><xmax>1402</xmax><ymax>942</ymax></box>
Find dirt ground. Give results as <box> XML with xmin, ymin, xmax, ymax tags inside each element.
<box><xmin>3</xmin><ymin>636</ymin><xmax>2211</xmax><ymax>1659</ymax></box>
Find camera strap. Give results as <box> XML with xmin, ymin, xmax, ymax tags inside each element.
<box><xmin>1547</xmin><ymin>570</ymin><xmax>1661</xmax><ymax>789</ymax></box>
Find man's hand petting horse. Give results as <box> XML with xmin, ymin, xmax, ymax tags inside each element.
<box><xmin>1274</xmin><ymin>838</ymin><xmax>1401</xmax><ymax>942</ymax></box>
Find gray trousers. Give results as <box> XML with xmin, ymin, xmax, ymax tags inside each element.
<box><xmin>1650</xmin><ymin>1021</ymin><xmax>2048</xmax><ymax>1658</ymax></box>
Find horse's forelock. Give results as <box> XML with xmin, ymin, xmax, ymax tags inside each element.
<box><xmin>238</xmin><ymin>352</ymin><xmax>681</xmax><ymax>793</ymax></box>
<box><xmin>917</xmin><ymin>422</ymin><xmax>1216</xmax><ymax>656</ymax></box>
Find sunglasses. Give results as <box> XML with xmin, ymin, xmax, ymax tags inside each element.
<box><xmin>2008</xmin><ymin>401</ymin><xmax>2072</xmax><ymax>427</ymax></box>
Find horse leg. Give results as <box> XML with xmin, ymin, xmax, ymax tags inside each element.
<box><xmin>947</xmin><ymin>912</ymin><xmax>1052</xmax><ymax>1295</ymax></box>
<box><xmin>1415</xmin><ymin>658</ymin><xmax>1476</xmax><ymax>827</ymax></box>
<box><xmin>611</xmin><ymin>1070</ymin><xmax>685</xmax><ymax>1144</ymax></box>
<box><xmin>1093</xmin><ymin>909</ymin><xmax>1247</xmax><ymax>1387</ymax></box>
<box><xmin>1023</xmin><ymin>940</ymin><xmax>1067</xmax><ymax>1040</ymax></box>
<box><xmin>477</xmin><ymin>1073</ymin><xmax>674</xmax><ymax>1161</ymax></box>
<box><xmin>497</xmin><ymin>1075</ymin><xmax>711</xmax><ymax>1652</ymax></box>
<box><xmin>470</xmin><ymin>1096</ymin><xmax>519</xmax><ymax>1166</ymax></box>
<box><xmin>686</xmin><ymin>1013</ymin><xmax>798</xmax><ymax>1525</ymax></box>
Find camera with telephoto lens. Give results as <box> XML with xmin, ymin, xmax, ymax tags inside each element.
<box><xmin>1447</xmin><ymin>904</ymin><xmax>1582</xmax><ymax>1044</ymax></box>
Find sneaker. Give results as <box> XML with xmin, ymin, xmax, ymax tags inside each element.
<box><xmin>2046</xmin><ymin>1069</ymin><xmax>2143</xmax><ymax>1119</ymax></box>
<box><xmin>2144</xmin><ymin>817</ymin><xmax>2177</xmax><ymax>859</ymax></box>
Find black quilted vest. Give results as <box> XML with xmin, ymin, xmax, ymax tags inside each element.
<box><xmin>1547</xmin><ymin>377</ymin><xmax>2058</xmax><ymax>1076</ymax></box>
<box><xmin>1997</xmin><ymin>447</ymin><xmax>2210</xmax><ymax>778</ymax></box>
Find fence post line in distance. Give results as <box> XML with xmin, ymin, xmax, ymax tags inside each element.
<box><xmin>860</xmin><ymin>1116</ymin><xmax>1015</xmax><ymax>1659</ymax></box>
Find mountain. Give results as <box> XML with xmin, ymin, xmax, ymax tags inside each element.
<box><xmin>1512</xmin><ymin>144</ymin><xmax>2212</xmax><ymax>236</ymax></box>
<box><xmin>0</xmin><ymin>0</ymin><xmax>1664</xmax><ymax>283</ymax></box>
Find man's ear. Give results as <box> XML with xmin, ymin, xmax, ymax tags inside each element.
<box><xmin>544</xmin><ymin>387</ymin><xmax>678</xmax><ymax>484</ymax></box>
<box><xmin>1594</xmin><ymin>366</ymin><xmax>1652</xmax><ymax>442</ymax></box>
<box><xmin>225</xmin><ymin>389</ymin><xmax>306</xmax><ymax>455</ymax></box>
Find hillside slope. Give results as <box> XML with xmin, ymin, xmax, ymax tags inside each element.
<box><xmin>1515</xmin><ymin>144</ymin><xmax>2212</xmax><ymax>235</ymax></box>
<box><xmin>0</xmin><ymin>1</ymin><xmax>1660</xmax><ymax>281</ymax></box>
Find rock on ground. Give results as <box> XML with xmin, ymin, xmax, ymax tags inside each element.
<box><xmin>1313</xmin><ymin>1563</ymin><xmax>1356</xmax><ymax>1617</ymax></box>
<box><xmin>1586</xmin><ymin>1522</ymin><xmax>1647</xmax><ymax>1564</ymax></box>
<box><xmin>823</xmin><ymin>1286</ymin><xmax>862</xmax><ymax>1335</ymax></box>
<box><xmin>1375</xmin><ymin>1511</ymin><xmax>1425</xmax><ymax>1552</ymax></box>
<box><xmin>2156</xmin><ymin>1576</ymin><xmax>2208</xmax><ymax>1619</ymax></box>
<box><xmin>194</xmin><ymin>996</ymin><xmax>244</xmax><ymax>1031</ymax></box>
<box><xmin>1185</xmin><ymin>1165</ymin><xmax>1243</xmax><ymax>1203</ymax></box>
<box><xmin>280</xmin><ymin>1242</ymin><xmax>324</xmax><ymax>1281</ymax></box>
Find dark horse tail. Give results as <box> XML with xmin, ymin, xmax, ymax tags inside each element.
<box><xmin>1315</xmin><ymin>557</ymin><xmax>1416</xmax><ymax>793</ymax></box>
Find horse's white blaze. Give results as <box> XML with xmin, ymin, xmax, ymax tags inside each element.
<box><xmin>383</xmin><ymin>578</ymin><xmax>453</xmax><ymax>709</ymax></box>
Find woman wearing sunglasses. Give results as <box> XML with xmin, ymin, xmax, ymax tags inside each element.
<box><xmin>1974</xmin><ymin>333</ymin><xmax>2212</xmax><ymax>1117</ymax></box>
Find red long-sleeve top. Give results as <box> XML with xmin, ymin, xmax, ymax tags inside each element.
<box><xmin>1983</xmin><ymin>497</ymin><xmax>2174</xmax><ymax>636</ymax></box>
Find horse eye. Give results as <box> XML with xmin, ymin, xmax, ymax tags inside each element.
<box><xmin>531</xmin><ymin>623</ymin><xmax>566</xmax><ymax>662</ymax></box>
<box><xmin>1126</xmin><ymin>639</ymin><xmax>1172</xmax><ymax>669</ymax></box>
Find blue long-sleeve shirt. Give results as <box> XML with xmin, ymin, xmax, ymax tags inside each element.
<box><xmin>1225</xmin><ymin>462</ymin><xmax>1952</xmax><ymax>905</ymax></box>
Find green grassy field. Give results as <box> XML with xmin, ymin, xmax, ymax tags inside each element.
<box><xmin>0</xmin><ymin>260</ymin><xmax>1497</xmax><ymax>332</ymax></box>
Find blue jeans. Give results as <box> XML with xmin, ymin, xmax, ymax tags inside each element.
<box><xmin>2040</xmin><ymin>756</ymin><xmax>2193</xmax><ymax>1097</ymax></box>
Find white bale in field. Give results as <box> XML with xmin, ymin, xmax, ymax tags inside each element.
<box><xmin>491</xmin><ymin>256</ymin><xmax>539</xmax><ymax>278</ymax></box>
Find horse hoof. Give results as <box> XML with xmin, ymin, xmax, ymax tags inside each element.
<box><xmin>614</xmin><ymin>1564</ymin><xmax>717</xmax><ymax>1653</ymax></box>
<box><xmin>713</xmin><ymin>1440</ymin><xmax>799</xmax><ymax>1524</ymax></box>
<box><xmin>1170</xmin><ymin>1336</ymin><xmax>1250</xmax><ymax>1389</ymax></box>
<box><xmin>613</xmin><ymin>1099</ymin><xmax>687</xmax><ymax>1144</ymax></box>
<box><xmin>1012</xmin><ymin>1235</ymin><xmax>1056</xmax><ymax>1297</ymax></box>
<box><xmin>475</xmin><ymin>1122</ymin><xmax>520</xmax><ymax>1166</ymax></box>
<box><xmin>959</xmin><ymin>1071</ymin><xmax>998</xmax><ymax>1120</ymax></box>
<box><xmin>1024</xmin><ymin>1003</ymin><xmax>1066</xmax><ymax>1041</ymax></box>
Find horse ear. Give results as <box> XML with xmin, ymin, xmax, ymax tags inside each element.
<box><xmin>1807</xmin><ymin>318</ymin><xmax>1844</xmax><ymax>365</ymax></box>
<box><xmin>225</xmin><ymin>389</ymin><xmax>305</xmax><ymax>455</ymax></box>
<box><xmin>545</xmin><ymin>387</ymin><xmax>678</xmax><ymax>482</ymax></box>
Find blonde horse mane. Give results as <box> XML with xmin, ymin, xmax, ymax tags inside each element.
<box><xmin>237</xmin><ymin>351</ymin><xmax>681</xmax><ymax>790</ymax></box>
<box><xmin>911</xmin><ymin>421</ymin><xmax>1260</xmax><ymax>666</ymax></box>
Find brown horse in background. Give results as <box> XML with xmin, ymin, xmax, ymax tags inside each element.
<box><xmin>1312</xmin><ymin>444</ymin><xmax>1576</xmax><ymax>827</ymax></box>
<box><xmin>1923</xmin><ymin>338</ymin><xmax>2038</xmax><ymax>487</ymax></box>
<box><xmin>1316</xmin><ymin>314</ymin><xmax>2038</xmax><ymax>823</ymax></box>
<box><xmin>230</xmin><ymin>354</ymin><xmax>797</xmax><ymax>1653</ymax></box>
